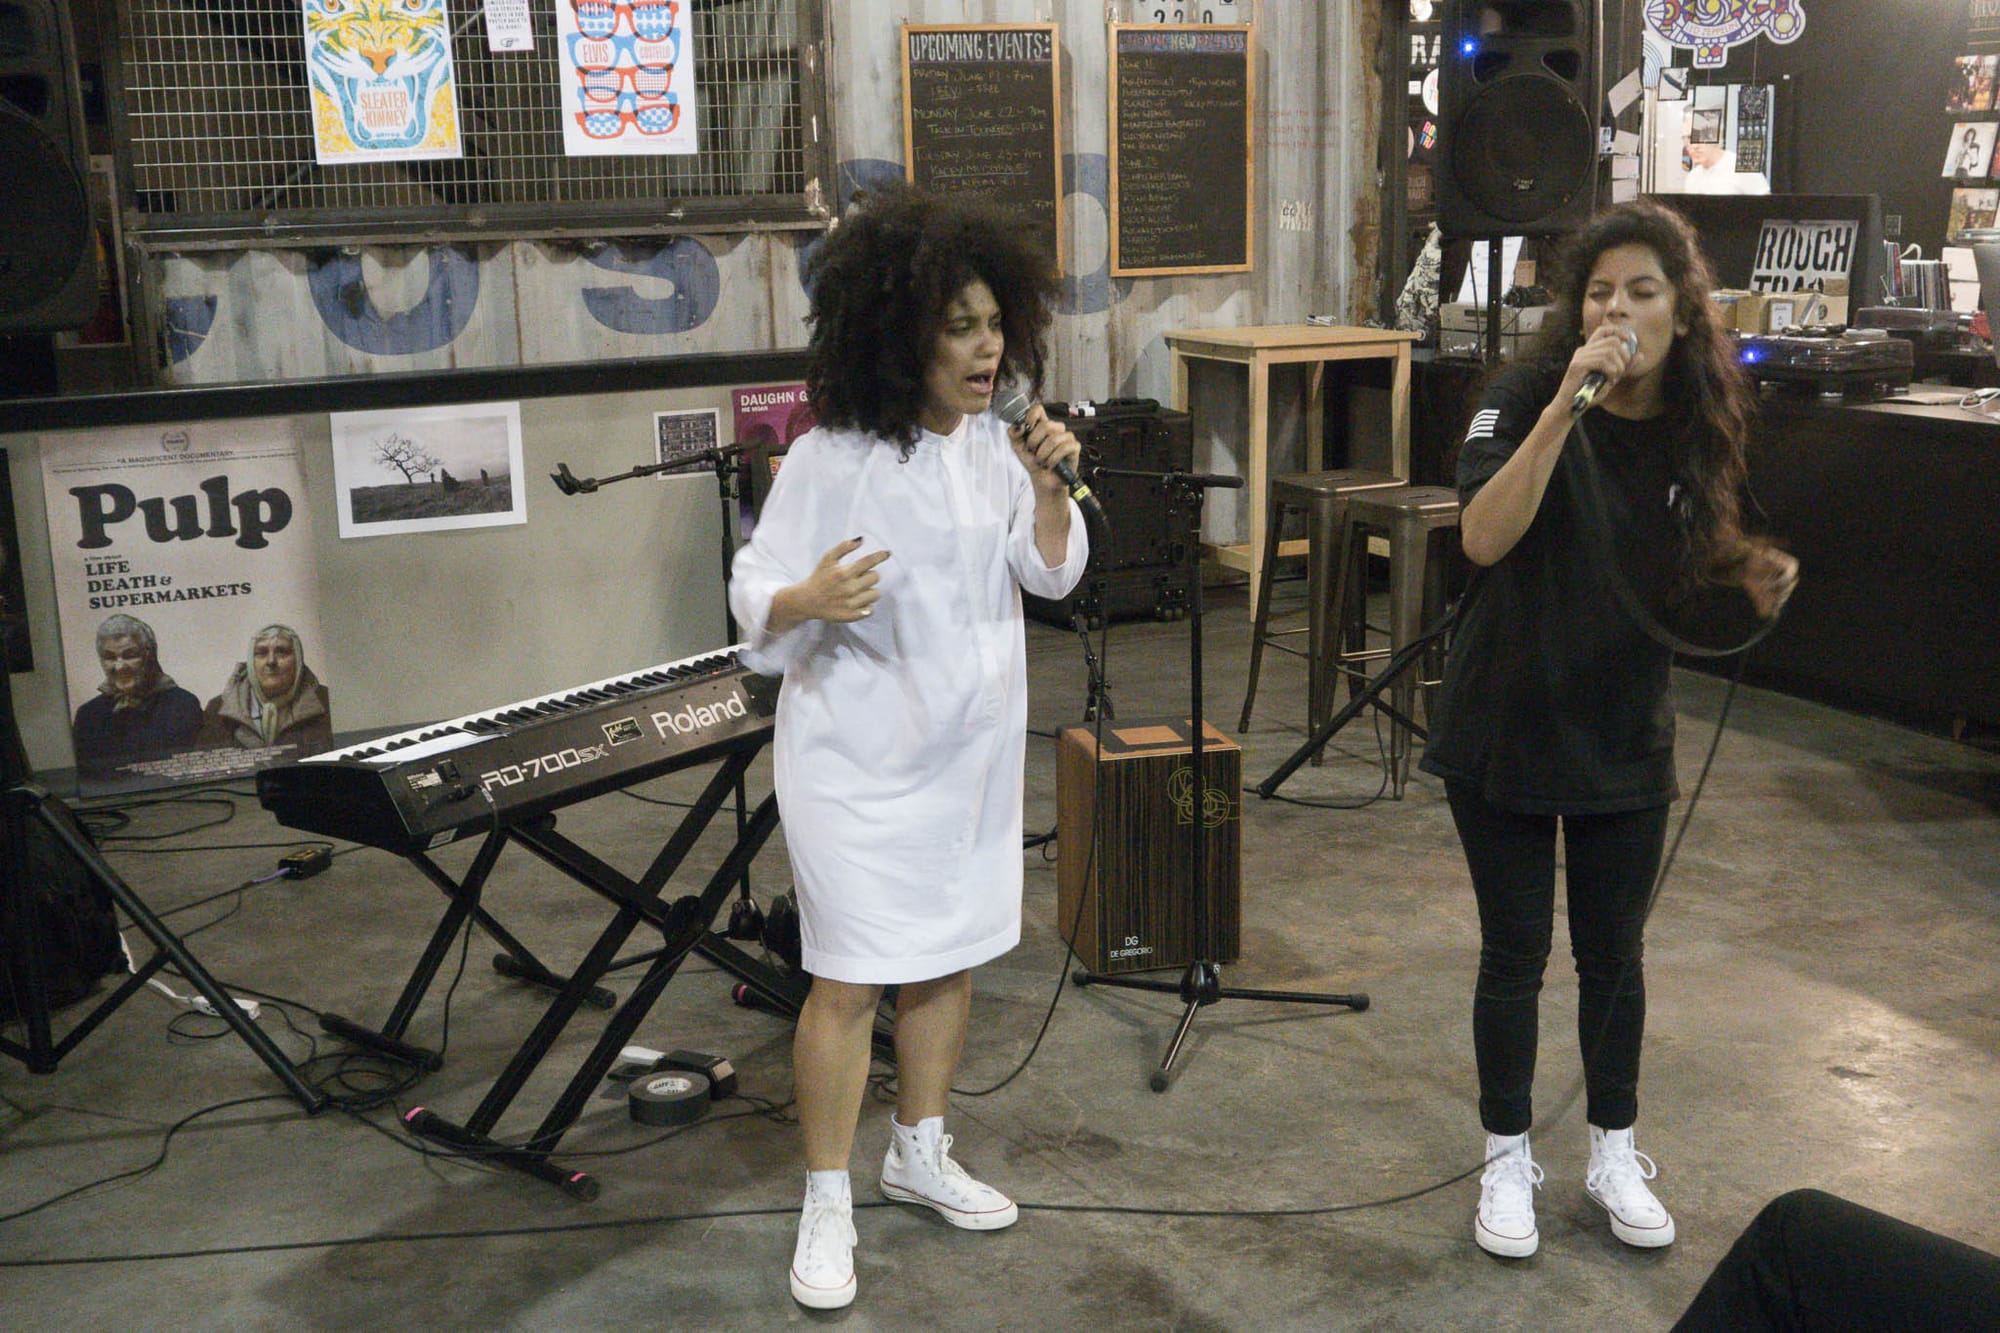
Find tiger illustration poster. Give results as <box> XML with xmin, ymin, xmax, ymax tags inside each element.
<box><xmin>303</xmin><ymin>0</ymin><xmax>464</xmax><ymax>165</ymax></box>
<box><xmin>557</xmin><ymin>0</ymin><xmax>700</xmax><ymax>157</ymax></box>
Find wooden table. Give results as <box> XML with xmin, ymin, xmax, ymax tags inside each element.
<box><xmin>1163</xmin><ymin>324</ymin><xmax>1418</xmax><ymax>608</ymax></box>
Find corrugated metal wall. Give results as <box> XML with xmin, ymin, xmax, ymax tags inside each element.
<box><xmin>10</xmin><ymin>3</ymin><xmax>1379</xmax><ymax>770</ymax></box>
<box><xmin>147</xmin><ymin>2</ymin><xmax>1378</xmax><ymax>403</ymax></box>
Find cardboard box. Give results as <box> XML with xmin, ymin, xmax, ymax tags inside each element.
<box><xmin>1715</xmin><ymin>286</ymin><xmax>1852</xmax><ymax>333</ymax></box>
<box><xmin>1755</xmin><ymin>292</ymin><xmax>1850</xmax><ymax>332</ymax></box>
<box><xmin>1794</xmin><ymin>293</ymin><xmax>1849</xmax><ymax>328</ymax></box>
<box><xmin>1736</xmin><ymin>292</ymin><xmax>1778</xmax><ymax>334</ymax></box>
<box><xmin>1710</xmin><ymin>289</ymin><xmax>1751</xmax><ymax>331</ymax></box>
<box><xmin>1438</xmin><ymin>302</ymin><xmax>1552</xmax><ymax>359</ymax></box>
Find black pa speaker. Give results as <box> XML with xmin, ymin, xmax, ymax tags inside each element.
<box><xmin>1022</xmin><ymin>406</ymin><xmax>1196</xmax><ymax>629</ymax></box>
<box><xmin>0</xmin><ymin>0</ymin><xmax>97</xmax><ymax>332</ymax></box>
<box><xmin>1436</xmin><ymin>0</ymin><xmax>1598</xmax><ymax>239</ymax></box>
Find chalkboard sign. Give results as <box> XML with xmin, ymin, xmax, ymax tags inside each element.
<box><xmin>902</xmin><ymin>25</ymin><xmax>1065</xmax><ymax>271</ymax></box>
<box><xmin>1110</xmin><ymin>24</ymin><xmax>1254</xmax><ymax>276</ymax></box>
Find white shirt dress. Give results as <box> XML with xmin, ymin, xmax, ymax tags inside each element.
<box><xmin>727</xmin><ymin>415</ymin><xmax>1088</xmax><ymax>984</ymax></box>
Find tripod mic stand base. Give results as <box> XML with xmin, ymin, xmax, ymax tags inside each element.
<box><xmin>1072</xmin><ymin>960</ymin><xmax>1369</xmax><ymax>1091</ymax></box>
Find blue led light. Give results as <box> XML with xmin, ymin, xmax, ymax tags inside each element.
<box><xmin>1741</xmin><ymin>348</ymin><xmax>1763</xmax><ymax>363</ymax></box>
<box><xmin>1459</xmin><ymin>37</ymin><xmax>1480</xmax><ymax>57</ymax></box>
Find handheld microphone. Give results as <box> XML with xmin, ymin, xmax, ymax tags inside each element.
<box><xmin>992</xmin><ymin>383</ymin><xmax>1106</xmax><ymax>525</ymax></box>
<box><xmin>1571</xmin><ymin>327</ymin><xmax>1641</xmax><ymax>415</ymax></box>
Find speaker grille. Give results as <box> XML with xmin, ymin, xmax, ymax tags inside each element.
<box><xmin>0</xmin><ymin>103</ymin><xmax>88</xmax><ymax>317</ymax></box>
<box><xmin>1448</xmin><ymin>73</ymin><xmax>1594</xmax><ymax>225</ymax></box>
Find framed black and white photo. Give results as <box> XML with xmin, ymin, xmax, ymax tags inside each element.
<box><xmin>329</xmin><ymin>403</ymin><xmax>526</xmax><ymax>538</ymax></box>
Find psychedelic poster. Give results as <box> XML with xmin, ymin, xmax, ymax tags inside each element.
<box><xmin>558</xmin><ymin>0</ymin><xmax>700</xmax><ymax>157</ymax></box>
<box><xmin>39</xmin><ymin>422</ymin><xmax>329</xmax><ymax>793</ymax></box>
<box><xmin>303</xmin><ymin>0</ymin><xmax>464</xmax><ymax>165</ymax></box>
<box><xmin>1643</xmin><ymin>0</ymin><xmax>1805</xmax><ymax>70</ymax></box>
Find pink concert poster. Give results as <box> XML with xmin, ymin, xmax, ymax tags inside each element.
<box><xmin>731</xmin><ymin>383</ymin><xmax>815</xmax><ymax>539</ymax></box>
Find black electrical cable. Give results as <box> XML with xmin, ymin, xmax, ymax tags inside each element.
<box><xmin>0</xmin><ymin>1094</ymin><xmax>293</xmax><ymax>1227</ymax></box>
<box><xmin>1261</xmin><ymin>706</ymin><xmax>1396</xmax><ymax>811</ymax></box>
<box><xmin>1566</xmin><ymin>413</ymin><xmax>1785</xmax><ymax>660</ymax></box>
<box><xmin>0</xmin><ymin>433</ymin><xmax>1785</xmax><ymax>1262</ymax></box>
<box><xmin>109</xmin><ymin>839</ymin><xmax>359</xmax><ymax>855</ymax></box>
<box><xmin>79</xmin><ymin>794</ymin><xmax>239</xmax><ymax>842</ymax></box>
<box><xmin>616</xmin><ymin>788</ymin><xmax>697</xmax><ymax>811</ymax></box>
<box><xmin>0</xmin><ymin>660</ymin><xmax>1745</xmax><ymax>1261</ymax></box>
<box><xmin>947</xmin><ymin>612</ymin><xmax>1110</xmax><ymax>1099</ymax></box>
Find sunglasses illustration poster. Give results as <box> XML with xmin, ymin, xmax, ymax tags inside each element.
<box><xmin>559</xmin><ymin>0</ymin><xmax>699</xmax><ymax>156</ymax></box>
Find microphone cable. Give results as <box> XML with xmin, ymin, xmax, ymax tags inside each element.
<box><xmin>1565</xmin><ymin>412</ymin><xmax>1787</xmax><ymax>661</ymax></box>
<box><xmin>951</xmin><ymin>518</ymin><xmax>1118</xmax><ymax>1098</ymax></box>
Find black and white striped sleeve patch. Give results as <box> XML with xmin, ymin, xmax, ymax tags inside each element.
<box><xmin>1463</xmin><ymin>408</ymin><xmax>1502</xmax><ymax>443</ymax></box>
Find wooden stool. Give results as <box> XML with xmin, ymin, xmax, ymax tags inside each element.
<box><xmin>1330</xmin><ymin>485</ymin><xmax>1463</xmax><ymax>795</ymax></box>
<box><xmin>1238</xmin><ymin>470</ymin><xmax>1403</xmax><ymax>751</ymax></box>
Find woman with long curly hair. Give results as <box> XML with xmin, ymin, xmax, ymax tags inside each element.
<box><xmin>1419</xmin><ymin>200</ymin><xmax>1799</xmax><ymax>1260</ymax></box>
<box><xmin>728</xmin><ymin>183</ymin><xmax>1087</xmax><ymax>1309</ymax></box>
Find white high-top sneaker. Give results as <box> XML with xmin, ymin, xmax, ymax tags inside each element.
<box><xmin>789</xmin><ymin>1179</ymin><xmax>858</xmax><ymax>1309</ymax></box>
<box><xmin>1474</xmin><ymin>1131</ymin><xmax>1544</xmax><ymax>1258</ymax></box>
<box><xmin>879</xmin><ymin>1115</ymin><xmax>1018</xmax><ymax>1230</ymax></box>
<box><xmin>1586</xmin><ymin>1124</ymin><xmax>1676</xmax><ymax>1248</ymax></box>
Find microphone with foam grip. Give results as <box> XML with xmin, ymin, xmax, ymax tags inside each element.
<box><xmin>1570</xmin><ymin>327</ymin><xmax>1641</xmax><ymax>415</ymax></box>
<box><xmin>992</xmin><ymin>382</ymin><xmax>1106</xmax><ymax>526</ymax></box>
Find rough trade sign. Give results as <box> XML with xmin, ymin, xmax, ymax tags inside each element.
<box><xmin>1750</xmin><ymin>218</ymin><xmax>1858</xmax><ymax>292</ymax></box>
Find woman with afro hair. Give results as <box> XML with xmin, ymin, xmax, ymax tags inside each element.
<box><xmin>728</xmin><ymin>183</ymin><xmax>1088</xmax><ymax>1310</ymax></box>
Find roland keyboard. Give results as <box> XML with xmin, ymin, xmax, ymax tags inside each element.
<box><xmin>257</xmin><ymin>648</ymin><xmax>777</xmax><ymax>854</ymax></box>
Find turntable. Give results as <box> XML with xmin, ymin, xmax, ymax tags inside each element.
<box><xmin>1735</xmin><ymin>330</ymin><xmax>1914</xmax><ymax>399</ymax></box>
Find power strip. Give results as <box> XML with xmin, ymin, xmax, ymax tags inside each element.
<box><xmin>192</xmin><ymin>996</ymin><xmax>262</xmax><ymax>1022</ymax></box>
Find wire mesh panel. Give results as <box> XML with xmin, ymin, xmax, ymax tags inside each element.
<box><xmin>115</xmin><ymin>0</ymin><xmax>830</xmax><ymax>245</ymax></box>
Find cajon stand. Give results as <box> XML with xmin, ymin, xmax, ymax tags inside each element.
<box><xmin>1072</xmin><ymin>468</ymin><xmax>1368</xmax><ymax>1091</ymax></box>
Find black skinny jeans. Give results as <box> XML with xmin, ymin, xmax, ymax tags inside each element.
<box><xmin>1445</xmin><ymin>780</ymin><xmax>1668</xmax><ymax>1136</ymax></box>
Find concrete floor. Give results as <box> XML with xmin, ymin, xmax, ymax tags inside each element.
<box><xmin>4</xmin><ymin>582</ymin><xmax>1997</xmax><ymax>1330</ymax></box>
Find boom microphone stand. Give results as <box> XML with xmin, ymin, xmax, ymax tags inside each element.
<box><xmin>1073</xmin><ymin>468</ymin><xmax>1368</xmax><ymax>1091</ymax></box>
<box><xmin>552</xmin><ymin>447</ymin><xmax>868</xmax><ymax>1043</ymax></box>
<box><xmin>552</xmin><ymin>448</ymin><xmax>769</xmax><ymax>947</ymax></box>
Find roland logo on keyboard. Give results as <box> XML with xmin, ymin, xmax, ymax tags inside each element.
<box><xmin>651</xmin><ymin>688</ymin><xmax>750</xmax><ymax>739</ymax></box>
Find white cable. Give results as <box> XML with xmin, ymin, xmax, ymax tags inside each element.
<box><xmin>127</xmin><ymin>932</ymin><xmax>260</xmax><ymax>1020</ymax></box>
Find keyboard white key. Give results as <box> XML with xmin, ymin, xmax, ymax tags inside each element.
<box><xmin>305</xmin><ymin>647</ymin><xmax>745</xmax><ymax>766</ymax></box>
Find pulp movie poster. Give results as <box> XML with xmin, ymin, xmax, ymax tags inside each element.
<box><xmin>732</xmin><ymin>384</ymin><xmax>816</xmax><ymax>539</ymax></box>
<box><xmin>39</xmin><ymin>421</ymin><xmax>330</xmax><ymax>793</ymax></box>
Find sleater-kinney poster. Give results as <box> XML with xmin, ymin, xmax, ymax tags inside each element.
<box><xmin>38</xmin><ymin>421</ymin><xmax>331</xmax><ymax>793</ymax></box>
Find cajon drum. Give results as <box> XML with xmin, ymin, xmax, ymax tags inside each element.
<box><xmin>1055</xmin><ymin>718</ymin><xmax>1241</xmax><ymax>974</ymax></box>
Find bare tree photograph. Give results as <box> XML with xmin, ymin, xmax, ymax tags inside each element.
<box><xmin>329</xmin><ymin>403</ymin><xmax>527</xmax><ymax>538</ymax></box>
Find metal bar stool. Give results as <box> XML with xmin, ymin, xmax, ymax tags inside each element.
<box><xmin>1329</xmin><ymin>485</ymin><xmax>1463</xmax><ymax>795</ymax></box>
<box><xmin>1238</xmin><ymin>469</ymin><xmax>1403</xmax><ymax>754</ymax></box>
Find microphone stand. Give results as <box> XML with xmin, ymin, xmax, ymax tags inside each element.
<box><xmin>1253</xmin><ymin>601</ymin><xmax>1461</xmax><ymax>798</ymax></box>
<box><xmin>1073</xmin><ymin>613</ymin><xmax>1114</xmax><ymax>723</ymax></box>
<box><xmin>1073</xmin><ymin>468</ymin><xmax>1369</xmax><ymax>1091</ymax></box>
<box><xmin>550</xmin><ymin>443</ymin><xmax>762</xmax><ymax>934</ymax></box>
